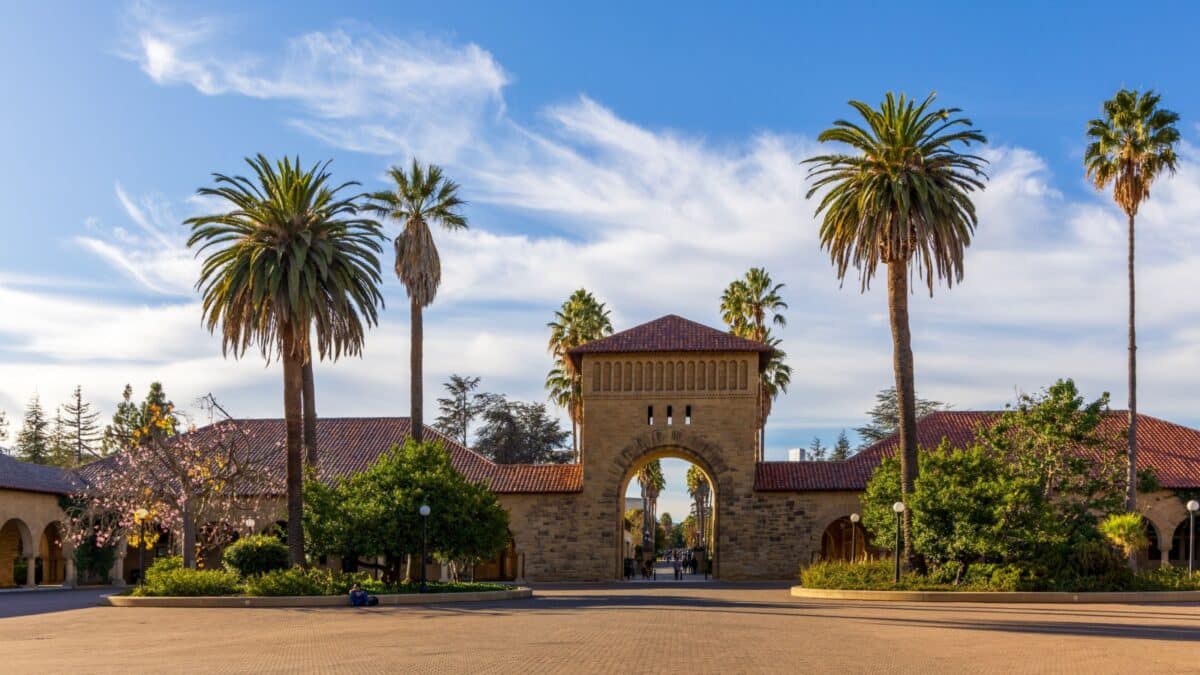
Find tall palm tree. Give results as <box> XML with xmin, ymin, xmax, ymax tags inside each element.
<box><xmin>759</xmin><ymin>331</ymin><xmax>792</xmax><ymax>456</ymax></box>
<box><xmin>805</xmin><ymin>93</ymin><xmax>987</xmax><ymax>566</ymax></box>
<box><xmin>546</xmin><ymin>289</ymin><xmax>614</xmax><ymax>459</ymax></box>
<box><xmin>367</xmin><ymin>160</ymin><xmax>468</xmax><ymax>443</ymax></box>
<box><xmin>686</xmin><ymin>465</ymin><xmax>710</xmax><ymax>548</ymax></box>
<box><xmin>720</xmin><ymin>268</ymin><xmax>789</xmax><ymax>458</ymax></box>
<box><xmin>1084</xmin><ymin>89</ymin><xmax>1180</xmax><ymax>514</ymax></box>
<box><xmin>636</xmin><ymin>460</ymin><xmax>665</xmax><ymax>554</ymax></box>
<box><xmin>186</xmin><ymin>155</ymin><xmax>385</xmax><ymax>566</ymax></box>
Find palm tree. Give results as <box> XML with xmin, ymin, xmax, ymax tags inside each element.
<box><xmin>636</xmin><ymin>460</ymin><xmax>665</xmax><ymax>555</ymax></box>
<box><xmin>759</xmin><ymin>331</ymin><xmax>792</xmax><ymax>456</ymax></box>
<box><xmin>1084</xmin><ymin>89</ymin><xmax>1180</xmax><ymax>514</ymax></box>
<box><xmin>546</xmin><ymin>289</ymin><xmax>614</xmax><ymax>459</ymax></box>
<box><xmin>805</xmin><ymin>93</ymin><xmax>987</xmax><ymax>566</ymax></box>
<box><xmin>186</xmin><ymin>155</ymin><xmax>385</xmax><ymax>566</ymax></box>
<box><xmin>367</xmin><ymin>160</ymin><xmax>468</xmax><ymax>443</ymax></box>
<box><xmin>720</xmin><ymin>268</ymin><xmax>789</xmax><ymax>458</ymax></box>
<box><xmin>686</xmin><ymin>465</ymin><xmax>710</xmax><ymax>548</ymax></box>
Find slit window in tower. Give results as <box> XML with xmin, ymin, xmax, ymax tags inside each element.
<box><xmin>685</xmin><ymin>405</ymin><xmax>692</xmax><ymax>425</ymax></box>
<box><xmin>667</xmin><ymin>405</ymin><xmax>673</xmax><ymax>426</ymax></box>
<box><xmin>647</xmin><ymin>405</ymin><xmax>654</xmax><ymax>426</ymax></box>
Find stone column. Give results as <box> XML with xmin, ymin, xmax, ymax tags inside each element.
<box><xmin>439</xmin><ymin>562</ymin><xmax>449</xmax><ymax>582</ymax></box>
<box><xmin>25</xmin><ymin>555</ymin><xmax>37</xmax><ymax>587</ymax></box>
<box><xmin>64</xmin><ymin>556</ymin><xmax>77</xmax><ymax>588</ymax></box>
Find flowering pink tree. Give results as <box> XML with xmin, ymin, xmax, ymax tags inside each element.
<box><xmin>62</xmin><ymin>395</ymin><xmax>277</xmax><ymax>569</ymax></box>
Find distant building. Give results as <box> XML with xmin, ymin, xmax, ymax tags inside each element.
<box><xmin>788</xmin><ymin>448</ymin><xmax>805</xmax><ymax>462</ymax></box>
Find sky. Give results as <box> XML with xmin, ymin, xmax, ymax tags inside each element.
<box><xmin>4</xmin><ymin>1</ymin><xmax>1200</xmax><ymax>519</ymax></box>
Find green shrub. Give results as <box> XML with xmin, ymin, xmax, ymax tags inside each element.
<box><xmin>223</xmin><ymin>535</ymin><xmax>289</xmax><ymax>578</ymax></box>
<box><xmin>243</xmin><ymin>567</ymin><xmax>330</xmax><ymax>596</ymax></box>
<box><xmin>1099</xmin><ymin>513</ymin><xmax>1148</xmax><ymax>559</ymax></box>
<box><xmin>134</xmin><ymin>556</ymin><xmax>242</xmax><ymax>597</ymax></box>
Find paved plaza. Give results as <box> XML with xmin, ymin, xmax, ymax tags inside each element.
<box><xmin>3</xmin><ymin>585</ymin><xmax>1200</xmax><ymax>673</ymax></box>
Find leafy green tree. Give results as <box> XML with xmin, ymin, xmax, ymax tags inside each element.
<box><xmin>16</xmin><ymin>393</ymin><xmax>52</xmax><ymax>464</ymax></box>
<box><xmin>186</xmin><ymin>155</ymin><xmax>385</xmax><ymax>566</ymax></box>
<box><xmin>720</xmin><ymin>268</ymin><xmax>791</xmax><ymax>457</ymax></box>
<box><xmin>1084</xmin><ymin>89</ymin><xmax>1181</xmax><ymax>513</ymax></box>
<box><xmin>367</xmin><ymin>160</ymin><xmax>468</xmax><ymax>444</ymax></box>
<box><xmin>545</xmin><ymin>289</ymin><xmax>614</xmax><ymax>458</ymax></box>
<box><xmin>855</xmin><ymin>387</ymin><xmax>946</xmax><ymax>448</ymax></box>
<box><xmin>806</xmin><ymin>92</ymin><xmax>987</xmax><ymax>566</ymax></box>
<box><xmin>474</xmin><ymin>396</ymin><xmax>570</xmax><ymax>464</ymax></box>
<box><xmin>59</xmin><ymin>385</ymin><xmax>102</xmax><ymax>465</ymax></box>
<box><xmin>434</xmin><ymin>374</ymin><xmax>487</xmax><ymax>446</ymax></box>
<box><xmin>830</xmin><ymin>430</ymin><xmax>852</xmax><ymax>461</ymax></box>
<box><xmin>861</xmin><ymin>379</ymin><xmax>1125</xmax><ymax>582</ymax></box>
<box><xmin>304</xmin><ymin>440</ymin><xmax>509</xmax><ymax>583</ymax></box>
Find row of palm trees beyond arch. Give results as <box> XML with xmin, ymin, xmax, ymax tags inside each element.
<box><xmin>184</xmin><ymin>89</ymin><xmax>1179</xmax><ymax>569</ymax></box>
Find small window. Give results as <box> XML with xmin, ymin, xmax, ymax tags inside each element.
<box><xmin>685</xmin><ymin>405</ymin><xmax>692</xmax><ymax>425</ymax></box>
<box><xmin>647</xmin><ymin>405</ymin><xmax>654</xmax><ymax>426</ymax></box>
<box><xmin>667</xmin><ymin>405</ymin><xmax>673</xmax><ymax>426</ymax></box>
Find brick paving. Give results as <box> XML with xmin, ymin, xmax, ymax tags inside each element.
<box><xmin>3</xmin><ymin>584</ymin><xmax>1199</xmax><ymax>673</ymax></box>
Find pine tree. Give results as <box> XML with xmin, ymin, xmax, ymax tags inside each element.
<box><xmin>0</xmin><ymin>410</ymin><xmax>9</xmax><ymax>446</ymax></box>
<box><xmin>60</xmin><ymin>385</ymin><xmax>103</xmax><ymax>464</ymax></box>
<box><xmin>855</xmin><ymin>387</ymin><xmax>947</xmax><ymax>449</ymax></box>
<box><xmin>808</xmin><ymin>436</ymin><xmax>827</xmax><ymax>461</ymax></box>
<box><xmin>103</xmin><ymin>385</ymin><xmax>140</xmax><ymax>454</ymax></box>
<box><xmin>48</xmin><ymin>408</ymin><xmax>75</xmax><ymax>467</ymax></box>
<box><xmin>434</xmin><ymin>375</ymin><xmax>484</xmax><ymax>446</ymax></box>
<box><xmin>16</xmin><ymin>394</ymin><xmax>52</xmax><ymax>464</ymax></box>
<box><xmin>830</xmin><ymin>429</ymin><xmax>852</xmax><ymax>461</ymax></box>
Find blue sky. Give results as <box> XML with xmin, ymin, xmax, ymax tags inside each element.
<box><xmin>4</xmin><ymin>1</ymin><xmax>1200</xmax><ymax>517</ymax></box>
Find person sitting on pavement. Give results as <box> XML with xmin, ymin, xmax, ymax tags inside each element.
<box><xmin>349</xmin><ymin>583</ymin><xmax>369</xmax><ymax>607</ymax></box>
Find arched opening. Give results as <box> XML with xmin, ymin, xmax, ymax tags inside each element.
<box><xmin>820</xmin><ymin>517</ymin><xmax>870</xmax><ymax>563</ymax></box>
<box><xmin>474</xmin><ymin>531</ymin><xmax>520</xmax><ymax>582</ymax></box>
<box><xmin>1169</xmin><ymin>518</ymin><xmax>1197</xmax><ymax>565</ymax></box>
<box><xmin>39</xmin><ymin>522</ymin><xmax>65</xmax><ymax>585</ymax></box>
<box><xmin>618</xmin><ymin>449</ymin><xmax>719</xmax><ymax>581</ymax></box>
<box><xmin>1</xmin><ymin>519</ymin><xmax>33</xmax><ymax>587</ymax></box>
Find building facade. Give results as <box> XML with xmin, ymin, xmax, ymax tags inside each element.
<box><xmin>3</xmin><ymin>315</ymin><xmax>1200</xmax><ymax>585</ymax></box>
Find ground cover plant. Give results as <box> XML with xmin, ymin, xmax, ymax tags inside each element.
<box><xmin>814</xmin><ymin>379</ymin><xmax>1200</xmax><ymax>593</ymax></box>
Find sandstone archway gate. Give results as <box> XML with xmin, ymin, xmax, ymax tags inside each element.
<box><xmin>568</xmin><ymin>315</ymin><xmax>775</xmax><ymax>580</ymax></box>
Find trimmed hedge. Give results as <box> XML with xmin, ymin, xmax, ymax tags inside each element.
<box><xmin>133</xmin><ymin>557</ymin><xmax>242</xmax><ymax>597</ymax></box>
<box><xmin>799</xmin><ymin>559</ymin><xmax>1200</xmax><ymax>593</ymax></box>
<box><xmin>223</xmin><ymin>535</ymin><xmax>289</xmax><ymax>577</ymax></box>
<box><xmin>130</xmin><ymin>557</ymin><xmax>512</xmax><ymax>597</ymax></box>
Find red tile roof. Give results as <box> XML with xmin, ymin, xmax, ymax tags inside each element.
<box><xmin>0</xmin><ymin>453</ymin><xmax>79</xmax><ymax>494</ymax></box>
<box><xmin>755</xmin><ymin>411</ymin><xmax>1200</xmax><ymax>491</ymax></box>
<box><xmin>568</xmin><ymin>314</ymin><xmax>774</xmax><ymax>370</ymax></box>
<box><xmin>78</xmin><ymin>418</ymin><xmax>582</xmax><ymax>496</ymax></box>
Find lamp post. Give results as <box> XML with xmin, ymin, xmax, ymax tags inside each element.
<box><xmin>891</xmin><ymin>502</ymin><xmax>905</xmax><ymax>584</ymax></box>
<box><xmin>419</xmin><ymin>504</ymin><xmax>431</xmax><ymax>593</ymax></box>
<box><xmin>849</xmin><ymin>513</ymin><xmax>861</xmax><ymax>563</ymax></box>
<box><xmin>1187</xmin><ymin>500</ymin><xmax>1199</xmax><ymax>576</ymax></box>
<box><xmin>133</xmin><ymin>508</ymin><xmax>149</xmax><ymax>587</ymax></box>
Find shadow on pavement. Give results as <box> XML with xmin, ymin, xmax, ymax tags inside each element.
<box><xmin>0</xmin><ymin>589</ymin><xmax>113</xmax><ymax>619</ymax></box>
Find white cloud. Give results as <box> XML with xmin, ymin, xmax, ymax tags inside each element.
<box><xmin>13</xmin><ymin>4</ymin><xmax>1199</xmax><ymax>480</ymax></box>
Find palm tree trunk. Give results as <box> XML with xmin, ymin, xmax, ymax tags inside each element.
<box><xmin>283</xmin><ymin>346</ymin><xmax>306</xmax><ymax>567</ymax></box>
<box><xmin>410</xmin><ymin>297</ymin><xmax>424</xmax><ymax>443</ymax></box>
<box><xmin>1126</xmin><ymin>211</ymin><xmax>1138</xmax><ymax>514</ymax></box>
<box><xmin>302</xmin><ymin>350</ymin><xmax>318</xmax><ymax>470</ymax></box>
<box><xmin>887</xmin><ymin>260</ymin><xmax>919</xmax><ymax>569</ymax></box>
